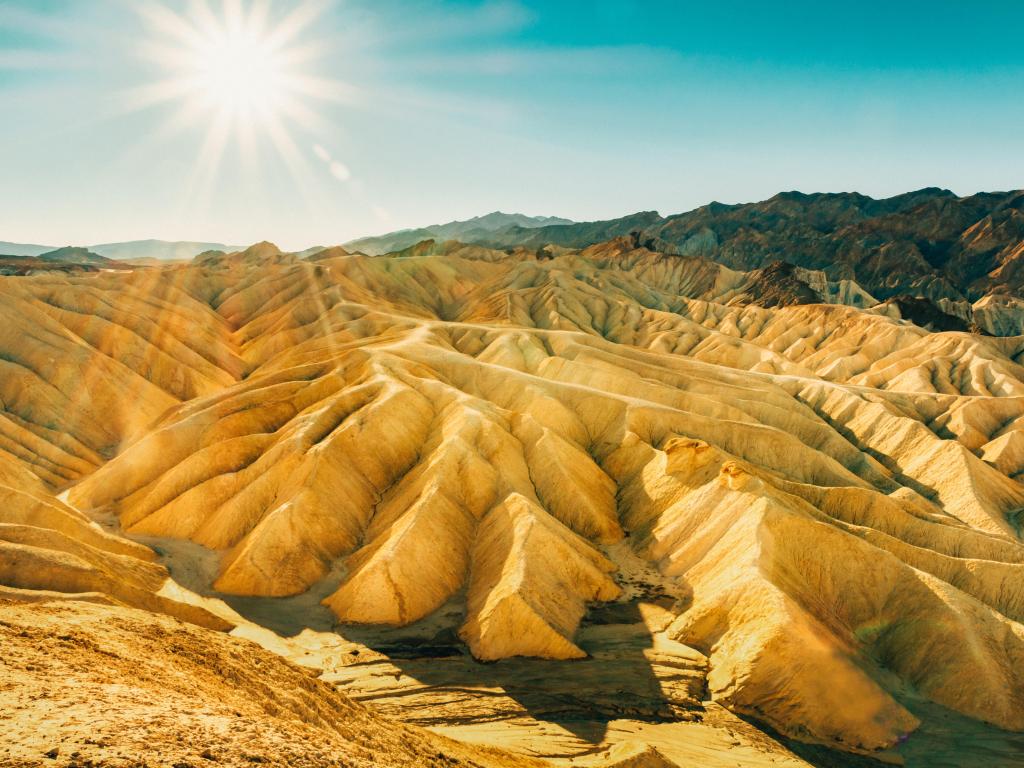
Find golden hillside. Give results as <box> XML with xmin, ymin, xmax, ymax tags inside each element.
<box><xmin>4</xmin><ymin>240</ymin><xmax>1024</xmax><ymax>764</ymax></box>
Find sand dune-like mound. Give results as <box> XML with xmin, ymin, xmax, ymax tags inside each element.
<box><xmin>4</xmin><ymin>241</ymin><xmax>1024</xmax><ymax>758</ymax></box>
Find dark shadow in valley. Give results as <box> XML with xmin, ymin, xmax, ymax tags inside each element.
<box><xmin>333</xmin><ymin>596</ymin><xmax>699</xmax><ymax>748</ymax></box>
<box><xmin>729</xmin><ymin>715</ymin><xmax>892</xmax><ymax>768</ymax></box>
<box><xmin>730</xmin><ymin>692</ymin><xmax>1024</xmax><ymax>768</ymax></box>
<box><xmin>133</xmin><ymin>534</ymin><xmax>345</xmax><ymax>636</ymax></box>
<box><xmin>136</xmin><ymin>532</ymin><xmax>698</xmax><ymax>747</ymax></box>
<box><xmin>892</xmin><ymin>695</ymin><xmax>1024</xmax><ymax>768</ymax></box>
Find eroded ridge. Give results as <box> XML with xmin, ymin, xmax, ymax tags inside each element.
<box><xmin>4</xmin><ymin>241</ymin><xmax>1024</xmax><ymax>755</ymax></box>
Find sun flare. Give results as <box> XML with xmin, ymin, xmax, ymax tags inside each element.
<box><xmin>191</xmin><ymin>27</ymin><xmax>286</xmax><ymax>116</ymax></box>
<box><xmin>125</xmin><ymin>0</ymin><xmax>353</xmax><ymax>201</ymax></box>
<box><xmin>132</xmin><ymin>0</ymin><xmax>335</xmax><ymax>126</ymax></box>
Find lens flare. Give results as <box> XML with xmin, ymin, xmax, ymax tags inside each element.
<box><xmin>192</xmin><ymin>28</ymin><xmax>285</xmax><ymax>115</ymax></box>
<box><xmin>123</xmin><ymin>0</ymin><xmax>355</xmax><ymax>207</ymax></box>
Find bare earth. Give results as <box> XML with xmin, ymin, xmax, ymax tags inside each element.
<box><xmin>0</xmin><ymin>599</ymin><xmax>543</xmax><ymax>768</ymax></box>
<box><xmin>4</xmin><ymin>240</ymin><xmax>1024</xmax><ymax>765</ymax></box>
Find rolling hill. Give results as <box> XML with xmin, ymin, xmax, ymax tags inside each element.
<box><xmin>1</xmin><ymin>232</ymin><xmax>1024</xmax><ymax>764</ymax></box>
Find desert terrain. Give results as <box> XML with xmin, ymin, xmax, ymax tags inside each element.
<box><xmin>4</xmin><ymin>191</ymin><xmax>1024</xmax><ymax>767</ymax></box>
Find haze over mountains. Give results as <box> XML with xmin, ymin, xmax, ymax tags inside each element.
<box><xmin>0</xmin><ymin>213</ymin><xmax>572</xmax><ymax>263</ymax></box>
<box><xmin>4</xmin><ymin>190</ymin><xmax>1024</xmax><ymax>766</ymax></box>
<box><xmin>343</xmin><ymin>211</ymin><xmax>574</xmax><ymax>256</ymax></box>
<box><xmin>11</xmin><ymin>185</ymin><xmax>1024</xmax><ymax>311</ymax></box>
<box><xmin>0</xmin><ymin>239</ymin><xmax>242</xmax><ymax>262</ymax></box>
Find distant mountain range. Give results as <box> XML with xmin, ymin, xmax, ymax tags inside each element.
<box><xmin>90</xmin><ymin>240</ymin><xmax>245</xmax><ymax>261</ymax></box>
<box><xmin>344</xmin><ymin>212</ymin><xmax>574</xmax><ymax>255</ymax></box>
<box><xmin>354</xmin><ymin>189</ymin><xmax>1024</xmax><ymax>314</ymax></box>
<box><xmin>0</xmin><ymin>239</ymin><xmax>242</xmax><ymax>261</ymax></box>
<box><xmin>0</xmin><ymin>241</ymin><xmax>52</xmax><ymax>257</ymax></box>
<box><xmin>0</xmin><ymin>245</ymin><xmax>127</xmax><ymax>275</ymax></box>
<box><xmin>7</xmin><ymin>190</ymin><xmax>1024</xmax><ymax>317</ymax></box>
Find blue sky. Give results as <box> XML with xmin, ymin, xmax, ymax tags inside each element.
<box><xmin>1</xmin><ymin>0</ymin><xmax>1023</xmax><ymax>249</ymax></box>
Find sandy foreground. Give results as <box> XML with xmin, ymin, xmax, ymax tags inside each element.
<box><xmin>0</xmin><ymin>590</ymin><xmax>814</xmax><ymax>768</ymax></box>
<box><xmin>0</xmin><ymin>598</ymin><xmax>543</xmax><ymax>768</ymax></box>
<box><xmin>7</xmin><ymin>513</ymin><xmax>1024</xmax><ymax>768</ymax></box>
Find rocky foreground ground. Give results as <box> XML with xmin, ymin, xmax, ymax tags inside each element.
<box><xmin>0</xmin><ymin>599</ymin><xmax>544</xmax><ymax>768</ymax></box>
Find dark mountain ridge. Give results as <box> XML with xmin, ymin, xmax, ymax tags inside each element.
<box><xmin>418</xmin><ymin>189</ymin><xmax>1024</xmax><ymax>307</ymax></box>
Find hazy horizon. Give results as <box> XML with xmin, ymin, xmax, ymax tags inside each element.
<box><xmin>5</xmin><ymin>184</ymin><xmax>1023</xmax><ymax>255</ymax></box>
<box><xmin>2</xmin><ymin>0</ymin><xmax>1023</xmax><ymax>251</ymax></box>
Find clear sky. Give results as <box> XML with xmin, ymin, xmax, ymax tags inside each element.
<box><xmin>1</xmin><ymin>0</ymin><xmax>1023</xmax><ymax>250</ymax></box>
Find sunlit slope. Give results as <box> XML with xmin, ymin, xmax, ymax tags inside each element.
<box><xmin>0</xmin><ymin>269</ymin><xmax>244</xmax><ymax>484</ymax></box>
<box><xmin>0</xmin><ymin>453</ymin><xmax>228</xmax><ymax>629</ymax></box>
<box><xmin>5</xmin><ymin>241</ymin><xmax>1024</xmax><ymax>754</ymax></box>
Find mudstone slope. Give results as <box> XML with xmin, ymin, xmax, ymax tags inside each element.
<box><xmin>2</xmin><ymin>236</ymin><xmax>1024</xmax><ymax>762</ymax></box>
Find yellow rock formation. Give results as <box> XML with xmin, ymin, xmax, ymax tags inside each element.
<box><xmin>3</xmin><ymin>241</ymin><xmax>1024</xmax><ymax>755</ymax></box>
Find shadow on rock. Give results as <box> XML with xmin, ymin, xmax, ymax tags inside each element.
<box><xmin>330</xmin><ymin>597</ymin><xmax>707</xmax><ymax>747</ymax></box>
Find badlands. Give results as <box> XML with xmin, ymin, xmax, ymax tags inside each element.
<box><xmin>5</xmin><ymin>200</ymin><xmax>1024</xmax><ymax>766</ymax></box>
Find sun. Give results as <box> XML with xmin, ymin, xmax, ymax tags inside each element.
<box><xmin>191</xmin><ymin>25</ymin><xmax>286</xmax><ymax>117</ymax></box>
<box><xmin>131</xmin><ymin>0</ymin><xmax>334</xmax><ymax>126</ymax></box>
<box><xmin>124</xmin><ymin>0</ymin><xmax>352</xmax><ymax>202</ymax></box>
